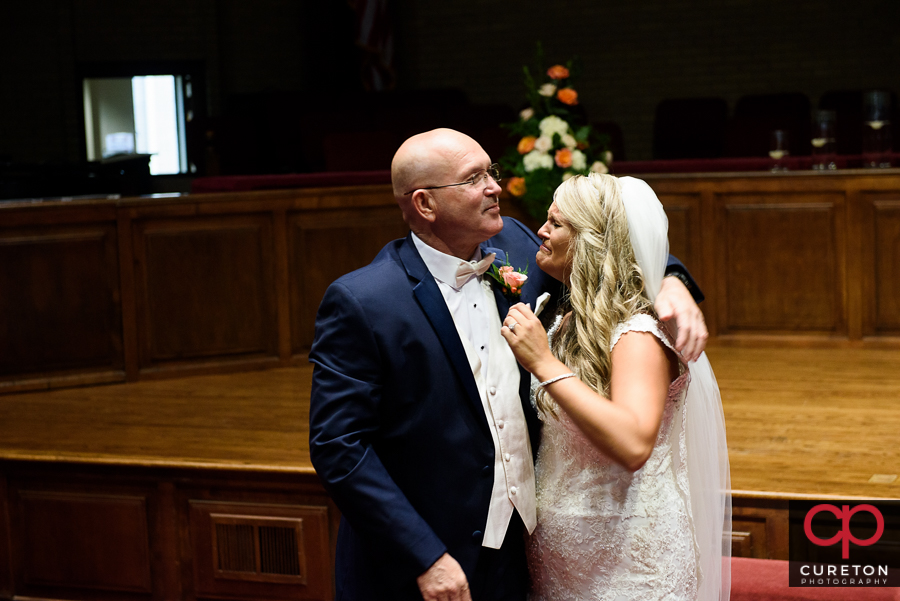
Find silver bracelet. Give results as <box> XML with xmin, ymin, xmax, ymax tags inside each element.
<box><xmin>538</xmin><ymin>372</ymin><xmax>576</xmax><ymax>389</ymax></box>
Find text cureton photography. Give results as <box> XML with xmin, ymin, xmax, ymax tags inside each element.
<box><xmin>789</xmin><ymin>500</ymin><xmax>900</xmax><ymax>588</ymax></box>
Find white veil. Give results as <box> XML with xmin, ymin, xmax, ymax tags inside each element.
<box><xmin>618</xmin><ymin>176</ymin><xmax>732</xmax><ymax>601</ymax></box>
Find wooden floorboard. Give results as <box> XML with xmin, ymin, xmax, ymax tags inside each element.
<box><xmin>0</xmin><ymin>346</ymin><xmax>898</xmax><ymax>498</ymax></box>
<box><xmin>707</xmin><ymin>345</ymin><xmax>900</xmax><ymax>499</ymax></box>
<box><xmin>0</xmin><ymin>366</ymin><xmax>315</xmax><ymax>473</ymax></box>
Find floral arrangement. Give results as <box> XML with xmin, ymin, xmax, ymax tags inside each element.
<box><xmin>487</xmin><ymin>254</ymin><xmax>528</xmax><ymax>301</ymax></box>
<box><xmin>500</xmin><ymin>48</ymin><xmax>612</xmax><ymax>220</ymax></box>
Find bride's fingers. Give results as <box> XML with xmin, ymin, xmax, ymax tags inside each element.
<box><xmin>512</xmin><ymin>302</ymin><xmax>537</xmax><ymax>321</ymax></box>
<box><xmin>506</xmin><ymin>307</ymin><xmax>532</xmax><ymax>329</ymax></box>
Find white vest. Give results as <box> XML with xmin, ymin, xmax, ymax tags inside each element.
<box><xmin>453</xmin><ymin>280</ymin><xmax>537</xmax><ymax>548</ymax></box>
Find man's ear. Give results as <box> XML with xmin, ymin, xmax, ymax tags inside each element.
<box><xmin>411</xmin><ymin>190</ymin><xmax>437</xmax><ymax>223</ymax></box>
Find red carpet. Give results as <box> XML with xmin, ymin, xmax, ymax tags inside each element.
<box><xmin>731</xmin><ymin>557</ymin><xmax>900</xmax><ymax>600</ymax></box>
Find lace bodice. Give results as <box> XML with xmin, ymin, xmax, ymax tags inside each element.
<box><xmin>527</xmin><ymin>313</ymin><xmax>698</xmax><ymax>600</ymax></box>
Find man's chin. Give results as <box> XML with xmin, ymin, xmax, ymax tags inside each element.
<box><xmin>486</xmin><ymin>214</ymin><xmax>504</xmax><ymax>236</ymax></box>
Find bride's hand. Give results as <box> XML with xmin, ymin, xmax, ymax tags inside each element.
<box><xmin>501</xmin><ymin>303</ymin><xmax>555</xmax><ymax>374</ymax></box>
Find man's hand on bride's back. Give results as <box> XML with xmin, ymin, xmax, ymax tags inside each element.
<box><xmin>416</xmin><ymin>553</ymin><xmax>472</xmax><ymax>601</ymax></box>
<box><xmin>655</xmin><ymin>276</ymin><xmax>708</xmax><ymax>362</ymax></box>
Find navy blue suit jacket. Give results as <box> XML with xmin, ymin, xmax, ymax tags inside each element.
<box><xmin>308</xmin><ymin>217</ymin><xmax>698</xmax><ymax>600</ymax></box>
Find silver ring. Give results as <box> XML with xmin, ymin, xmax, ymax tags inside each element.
<box><xmin>508</xmin><ymin>321</ymin><xmax>517</xmax><ymax>332</ymax></box>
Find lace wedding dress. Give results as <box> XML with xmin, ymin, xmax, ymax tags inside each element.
<box><xmin>527</xmin><ymin>313</ymin><xmax>699</xmax><ymax>600</ymax></box>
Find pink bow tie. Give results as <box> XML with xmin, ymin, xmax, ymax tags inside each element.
<box><xmin>455</xmin><ymin>253</ymin><xmax>496</xmax><ymax>288</ymax></box>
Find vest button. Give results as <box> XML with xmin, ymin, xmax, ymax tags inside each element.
<box><xmin>504</xmin><ymin>453</ymin><xmax>511</xmax><ymax>462</ymax></box>
<box><xmin>497</xmin><ymin>420</ymin><xmax>505</xmax><ymax>429</ymax></box>
<box><xmin>489</xmin><ymin>387</ymin><xmax>497</xmax><ymax>395</ymax></box>
<box><xmin>510</xmin><ymin>486</ymin><xmax>518</xmax><ymax>495</ymax></box>
<box><xmin>472</xmin><ymin>530</ymin><xmax>483</xmax><ymax>541</ymax></box>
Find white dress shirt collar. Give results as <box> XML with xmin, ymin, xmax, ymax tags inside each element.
<box><xmin>411</xmin><ymin>232</ymin><xmax>484</xmax><ymax>290</ymax></box>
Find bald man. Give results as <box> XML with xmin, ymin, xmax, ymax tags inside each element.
<box><xmin>309</xmin><ymin>129</ymin><xmax>706</xmax><ymax>601</ymax></box>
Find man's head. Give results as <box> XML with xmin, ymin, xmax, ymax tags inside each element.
<box><xmin>391</xmin><ymin>128</ymin><xmax>503</xmax><ymax>259</ymax></box>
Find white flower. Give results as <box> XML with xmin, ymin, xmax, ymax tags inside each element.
<box><xmin>562</xmin><ymin>171</ymin><xmax>576</xmax><ymax>181</ymax></box>
<box><xmin>523</xmin><ymin>150</ymin><xmax>554</xmax><ymax>172</ymax></box>
<box><xmin>590</xmin><ymin>160</ymin><xmax>609</xmax><ymax>174</ymax></box>
<box><xmin>533</xmin><ymin>135</ymin><xmax>553</xmax><ymax>153</ymax></box>
<box><xmin>538</xmin><ymin>83</ymin><xmax>557</xmax><ymax>97</ymax></box>
<box><xmin>561</xmin><ymin>133</ymin><xmax>577</xmax><ymax>149</ymax></box>
<box><xmin>602</xmin><ymin>150</ymin><xmax>614</xmax><ymax>164</ymax></box>
<box><xmin>571</xmin><ymin>150</ymin><xmax>587</xmax><ymax>171</ymax></box>
<box><xmin>538</xmin><ymin>115</ymin><xmax>569</xmax><ymax>138</ymax></box>
<box><xmin>520</xmin><ymin>107</ymin><xmax>534</xmax><ymax>121</ymax></box>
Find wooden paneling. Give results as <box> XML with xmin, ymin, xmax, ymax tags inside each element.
<box><xmin>717</xmin><ymin>195</ymin><xmax>843</xmax><ymax>334</ymax></box>
<box><xmin>134</xmin><ymin>215</ymin><xmax>278</xmax><ymax>369</ymax></box>
<box><xmin>0</xmin><ymin>461</ymin><xmax>335</xmax><ymax>601</ymax></box>
<box><xmin>0</xmin><ymin>224</ymin><xmax>122</xmax><ymax>379</ymax></box>
<box><xmin>659</xmin><ymin>193</ymin><xmax>701</xmax><ymax>284</ymax></box>
<box><xmin>14</xmin><ymin>490</ymin><xmax>152</xmax><ymax>592</ymax></box>
<box><xmin>871</xmin><ymin>198</ymin><xmax>900</xmax><ymax>334</ymax></box>
<box><xmin>289</xmin><ymin>206</ymin><xmax>407</xmax><ymax>353</ymax></box>
<box><xmin>3</xmin><ymin>172</ymin><xmax>900</xmax><ymax>390</ymax></box>
<box><xmin>190</xmin><ymin>500</ymin><xmax>331</xmax><ymax>600</ymax></box>
<box><xmin>732</xmin><ymin>501</ymin><xmax>791</xmax><ymax>560</ymax></box>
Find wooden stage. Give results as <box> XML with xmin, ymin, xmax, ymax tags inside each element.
<box><xmin>1</xmin><ymin>345</ymin><xmax>897</xmax><ymax>498</ymax></box>
<box><xmin>1</xmin><ymin>343</ymin><xmax>899</xmax><ymax>601</ymax></box>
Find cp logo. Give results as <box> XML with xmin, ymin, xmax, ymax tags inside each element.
<box><xmin>804</xmin><ymin>504</ymin><xmax>884</xmax><ymax>559</ymax></box>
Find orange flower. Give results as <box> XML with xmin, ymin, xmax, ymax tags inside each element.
<box><xmin>557</xmin><ymin>88</ymin><xmax>578</xmax><ymax>105</ymax></box>
<box><xmin>547</xmin><ymin>65</ymin><xmax>570</xmax><ymax>80</ymax></box>
<box><xmin>555</xmin><ymin>149</ymin><xmax>573</xmax><ymax>169</ymax></box>
<box><xmin>517</xmin><ymin>136</ymin><xmax>536</xmax><ymax>154</ymax></box>
<box><xmin>507</xmin><ymin>177</ymin><xmax>527</xmax><ymax>197</ymax></box>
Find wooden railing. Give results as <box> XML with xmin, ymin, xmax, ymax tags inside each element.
<box><xmin>2</xmin><ymin>168</ymin><xmax>899</xmax><ymax>392</ymax></box>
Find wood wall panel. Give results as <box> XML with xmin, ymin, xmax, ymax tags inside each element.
<box><xmin>0</xmin><ymin>462</ymin><xmax>335</xmax><ymax>601</ymax></box>
<box><xmin>0</xmin><ymin>224</ymin><xmax>122</xmax><ymax>378</ymax></box>
<box><xmin>873</xmin><ymin>199</ymin><xmax>900</xmax><ymax>333</ymax></box>
<box><xmin>731</xmin><ymin>500</ymin><xmax>790</xmax><ymax>560</ymax></box>
<box><xmin>14</xmin><ymin>491</ymin><xmax>151</xmax><ymax>593</ymax></box>
<box><xmin>134</xmin><ymin>215</ymin><xmax>278</xmax><ymax>368</ymax></box>
<box><xmin>718</xmin><ymin>196</ymin><xmax>843</xmax><ymax>334</ymax></box>
<box><xmin>660</xmin><ymin>193</ymin><xmax>701</xmax><ymax>285</ymax></box>
<box><xmin>3</xmin><ymin>172</ymin><xmax>900</xmax><ymax>390</ymax></box>
<box><xmin>289</xmin><ymin>206</ymin><xmax>407</xmax><ymax>353</ymax></box>
<box><xmin>189</xmin><ymin>500</ymin><xmax>332</xmax><ymax>601</ymax></box>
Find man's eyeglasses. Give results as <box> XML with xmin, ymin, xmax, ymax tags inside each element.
<box><xmin>403</xmin><ymin>164</ymin><xmax>501</xmax><ymax>196</ymax></box>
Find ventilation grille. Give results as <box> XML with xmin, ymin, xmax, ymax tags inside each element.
<box><xmin>216</xmin><ymin>523</ymin><xmax>256</xmax><ymax>572</ymax></box>
<box><xmin>259</xmin><ymin>525</ymin><xmax>301</xmax><ymax>575</ymax></box>
<box><xmin>212</xmin><ymin>515</ymin><xmax>305</xmax><ymax>583</ymax></box>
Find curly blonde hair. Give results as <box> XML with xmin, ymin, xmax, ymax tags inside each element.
<box><xmin>536</xmin><ymin>173</ymin><xmax>656</xmax><ymax>415</ymax></box>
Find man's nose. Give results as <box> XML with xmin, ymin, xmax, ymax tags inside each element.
<box><xmin>485</xmin><ymin>175</ymin><xmax>502</xmax><ymax>196</ymax></box>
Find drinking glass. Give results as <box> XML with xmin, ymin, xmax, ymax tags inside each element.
<box><xmin>769</xmin><ymin>129</ymin><xmax>790</xmax><ymax>171</ymax></box>
<box><xmin>811</xmin><ymin>110</ymin><xmax>837</xmax><ymax>170</ymax></box>
<box><xmin>863</xmin><ymin>90</ymin><xmax>892</xmax><ymax>168</ymax></box>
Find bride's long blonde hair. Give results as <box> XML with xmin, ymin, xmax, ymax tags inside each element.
<box><xmin>536</xmin><ymin>173</ymin><xmax>655</xmax><ymax>415</ymax></box>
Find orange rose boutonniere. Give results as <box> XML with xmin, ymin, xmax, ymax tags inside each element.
<box><xmin>487</xmin><ymin>254</ymin><xmax>529</xmax><ymax>301</ymax></box>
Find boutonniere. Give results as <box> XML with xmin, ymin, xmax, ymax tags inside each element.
<box><xmin>486</xmin><ymin>254</ymin><xmax>529</xmax><ymax>301</ymax></box>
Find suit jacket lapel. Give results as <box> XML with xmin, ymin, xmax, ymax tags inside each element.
<box><xmin>399</xmin><ymin>235</ymin><xmax>492</xmax><ymax>438</ymax></box>
<box><xmin>484</xmin><ymin>244</ymin><xmax>512</xmax><ymax>317</ymax></box>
